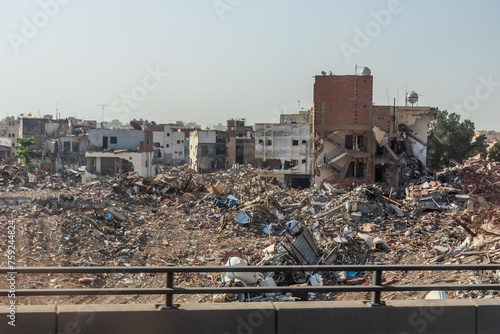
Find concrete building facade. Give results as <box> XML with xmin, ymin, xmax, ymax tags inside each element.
<box><xmin>226</xmin><ymin>119</ymin><xmax>255</xmax><ymax>167</ymax></box>
<box><xmin>189</xmin><ymin>130</ymin><xmax>227</xmax><ymax>172</ymax></box>
<box><xmin>85</xmin><ymin>129</ymin><xmax>155</xmax><ymax>177</ymax></box>
<box><xmin>255</xmin><ymin>110</ymin><xmax>313</xmax><ymax>188</ymax></box>
<box><xmin>151</xmin><ymin>124</ymin><xmax>186</xmax><ymax>166</ymax></box>
<box><xmin>0</xmin><ymin>116</ymin><xmax>20</xmax><ymax>153</ymax></box>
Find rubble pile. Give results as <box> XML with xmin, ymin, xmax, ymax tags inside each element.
<box><xmin>1</xmin><ymin>159</ymin><xmax>500</xmax><ymax>304</ymax></box>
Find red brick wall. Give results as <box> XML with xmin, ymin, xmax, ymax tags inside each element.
<box><xmin>139</xmin><ymin>130</ymin><xmax>154</xmax><ymax>152</ymax></box>
<box><xmin>313</xmin><ymin>75</ymin><xmax>373</xmax><ymax>129</ymax></box>
<box><xmin>373</xmin><ymin>105</ymin><xmax>392</xmax><ymax>133</ymax></box>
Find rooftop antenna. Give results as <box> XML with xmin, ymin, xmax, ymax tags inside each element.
<box><xmin>298</xmin><ymin>100</ymin><xmax>301</xmax><ymax>112</ymax></box>
<box><xmin>56</xmin><ymin>101</ymin><xmax>59</xmax><ymax>120</ymax></box>
<box><xmin>97</xmin><ymin>104</ymin><xmax>109</xmax><ymax>122</ymax></box>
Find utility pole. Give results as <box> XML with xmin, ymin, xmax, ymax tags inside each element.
<box><xmin>97</xmin><ymin>104</ymin><xmax>109</xmax><ymax>123</ymax></box>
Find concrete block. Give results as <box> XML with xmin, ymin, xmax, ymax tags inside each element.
<box><xmin>0</xmin><ymin>305</ymin><xmax>56</xmax><ymax>334</ymax></box>
<box><xmin>471</xmin><ymin>298</ymin><xmax>500</xmax><ymax>334</ymax></box>
<box><xmin>58</xmin><ymin>304</ymin><xmax>166</xmax><ymax>334</ymax></box>
<box><xmin>275</xmin><ymin>300</ymin><xmax>476</xmax><ymax>334</ymax></box>
<box><xmin>58</xmin><ymin>303</ymin><xmax>276</xmax><ymax>334</ymax></box>
<box><xmin>166</xmin><ymin>302</ymin><xmax>276</xmax><ymax>334</ymax></box>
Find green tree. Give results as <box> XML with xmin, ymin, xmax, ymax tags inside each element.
<box><xmin>14</xmin><ymin>137</ymin><xmax>37</xmax><ymax>169</ymax></box>
<box><xmin>427</xmin><ymin>110</ymin><xmax>486</xmax><ymax>170</ymax></box>
<box><xmin>468</xmin><ymin>134</ymin><xmax>488</xmax><ymax>159</ymax></box>
<box><xmin>489</xmin><ymin>141</ymin><xmax>500</xmax><ymax>162</ymax></box>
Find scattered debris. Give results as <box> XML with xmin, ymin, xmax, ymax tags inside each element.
<box><xmin>2</xmin><ymin>158</ymin><xmax>500</xmax><ymax>304</ymax></box>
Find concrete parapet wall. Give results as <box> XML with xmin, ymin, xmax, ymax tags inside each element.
<box><xmin>1</xmin><ymin>299</ymin><xmax>499</xmax><ymax>334</ymax></box>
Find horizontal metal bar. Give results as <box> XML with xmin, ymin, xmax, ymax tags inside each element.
<box><xmin>2</xmin><ymin>284</ymin><xmax>500</xmax><ymax>297</ymax></box>
<box><xmin>2</xmin><ymin>264</ymin><xmax>500</xmax><ymax>274</ymax></box>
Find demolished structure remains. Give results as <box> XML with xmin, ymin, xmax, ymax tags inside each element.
<box><xmin>313</xmin><ymin>68</ymin><xmax>438</xmax><ymax>188</ymax></box>
<box><xmin>2</xmin><ymin>68</ymin><xmax>499</xmax><ymax>310</ymax></box>
<box><xmin>1</xmin><ymin>157</ymin><xmax>500</xmax><ymax>306</ymax></box>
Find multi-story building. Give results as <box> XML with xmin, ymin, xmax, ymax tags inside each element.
<box><xmin>85</xmin><ymin>129</ymin><xmax>155</xmax><ymax>177</ymax></box>
<box><xmin>255</xmin><ymin>109</ymin><xmax>313</xmax><ymax>188</ymax></box>
<box><xmin>226</xmin><ymin>119</ymin><xmax>255</xmax><ymax>167</ymax></box>
<box><xmin>0</xmin><ymin>116</ymin><xmax>20</xmax><ymax>153</ymax></box>
<box><xmin>189</xmin><ymin>130</ymin><xmax>228</xmax><ymax>172</ymax></box>
<box><xmin>313</xmin><ymin>68</ymin><xmax>437</xmax><ymax>187</ymax></box>
<box><xmin>150</xmin><ymin>124</ymin><xmax>186</xmax><ymax>165</ymax></box>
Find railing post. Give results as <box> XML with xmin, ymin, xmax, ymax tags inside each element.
<box><xmin>371</xmin><ymin>263</ymin><xmax>383</xmax><ymax>305</ymax></box>
<box><xmin>166</xmin><ymin>272</ymin><xmax>173</xmax><ymax>307</ymax></box>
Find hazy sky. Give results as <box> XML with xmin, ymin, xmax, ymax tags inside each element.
<box><xmin>1</xmin><ymin>0</ymin><xmax>499</xmax><ymax>130</ymax></box>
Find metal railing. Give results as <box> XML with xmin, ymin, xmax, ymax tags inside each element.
<box><xmin>2</xmin><ymin>265</ymin><xmax>500</xmax><ymax>307</ymax></box>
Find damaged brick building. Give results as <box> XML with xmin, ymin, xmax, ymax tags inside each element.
<box><xmin>313</xmin><ymin>67</ymin><xmax>438</xmax><ymax>188</ymax></box>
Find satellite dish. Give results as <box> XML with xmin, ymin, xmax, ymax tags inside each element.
<box><xmin>329</xmin><ymin>70</ymin><xmax>333</xmax><ymax>75</ymax></box>
<box><xmin>321</xmin><ymin>71</ymin><xmax>326</xmax><ymax>76</ymax></box>
<box><xmin>130</xmin><ymin>121</ymin><xmax>142</xmax><ymax>130</ymax></box>
<box><xmin>407</xmin><ymin>91</ymin><xmax>419</xmax><ymax>105</ymax></box>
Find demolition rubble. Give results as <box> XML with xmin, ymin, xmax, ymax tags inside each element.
<box><xmin>1</xmin><ymin>158</ymin><xmax>500</xmax><ymax>305</ymax></box>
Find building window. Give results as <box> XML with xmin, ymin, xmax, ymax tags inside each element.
<box><xmin>166</xmin><ymin>144</ymin><xmax>169</xmax><ymax>148</ymax></box>
<box><xmin>292</xmin><ymin>140</ymin><xmax>299</xmax><ymax>146</ymax></box>
<box><xmin>302</xmin><ymin>159</ymin><xmax>306</xmax><ymax>164</ymax></box>
<box><xmin>7</xmin><ymin>134</ymin><xmax>11</xmax><ymax>137</ymax></box>
<box><xmin>167</xmin><ymin>133</ymin><xmax>170</xmax><ymax>136</ymax></box>
<box><xmin>177</xmin><ymin>140</ymin><xmax>181</xmax><ymax>144</ymax></box>
<box><xmin>63</xmin><ymin>142</ymin><xmax>71</xmax><ymax>152</ymax></box>
<box><xmin>258</xmin><ymin>139</ymin><xmax>263</xmax><ymax>144</ymax></box>
<box><xmin>291</xmin><ymin>160</ymin><xmax>298</xmax><ymax>166</ymax></box>
<box><xmin>110</xmin><ymin>137</ymin><xmax>117</xmax><ymax>144</ymax></box>
<box><xmin>147</xmin><ymin>137</ymin><xmax>150</xmax><ymax>145</ymax></box>
<box><xmin>266</xmin><ymin>140</ymin><xmax>272</xmax><ymax>145</ymax></box>
<box><xmin>356</xmin><ymin>162</ymin><xmax>365</xmax><ymax>178</ymax></box>
<box><xmin>345</xmin><ymin>135</ymin><xmax>353</xmax><ymax>149</ymax></box>
<box><xmin>154</xmin><ymin>142</ymin><xmax>160</xmax><ymax>148</ymax></box>
<box><xmin>302</xmin><ymin>140</ymin><xmax>306</xmax><ymax>144</ymax></box>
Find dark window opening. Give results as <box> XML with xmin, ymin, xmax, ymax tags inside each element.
<box><xmin>347</xmin><ymin>162</ymin><xmax>355</xmax><ymax>177</ymax></box>
<box><xmin>375</xmin><ymin>165</ymin><xmax>385</xmax><ymax>182</ymax></box>
<box><xmin>177</xmin><ymin>140</ymin><xmax>181</xmax><ymax>144</ymax></box>
<box><xmin>110</xmin><ymin>136</ymin><xmax>117</xmax><ymax>144</ymax></box>
<box><xmin>356</xmin><ymin>162</ymin><xmax>365</xmax><ymax>178</ymax></box>
<box><xmin>258</xmin><ymin>139</ymin><xmax>263</xmax><ymax>144</ymax></box>
<box><xmin>292</xmin><ymin>140</ymin><xmax>299</xmax><ymax>146</ymax></box>
<box><xmin>345</xmin><ymin>135</ymin><xmax>353</xmax><ymax>149</ymax></box>
<box><xmin>302</xmin><ymin>140</ymin><xmax>307</xmax><ymax>144</ymax></box>
<box><xmin>356</xmin><ymin>135</ymin><xmax>364</xmax><ymax>150</ymax></box>
<box><xmin>167</xmin><ymin>133</ymin><xmax>170</xmax><ymax>136</ymax></box>
<box><xmin>266</xmin><ymin>140</ymin><xmax>272</xmax><ymax>145</ymax></box>
<box><xmin>63</xmin><ymin>142</ymin><xmax>71</xmax><ymax>152</ymax></box>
